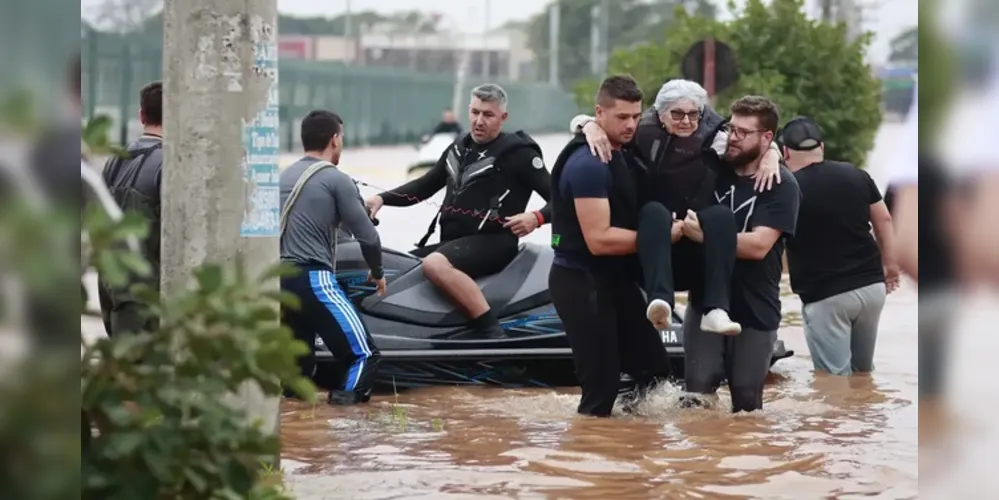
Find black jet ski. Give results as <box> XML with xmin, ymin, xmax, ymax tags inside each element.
<box><xmin>314</xmin><ymin>234</ymin><xmax>794</xmax><ymax>391</ymax></box>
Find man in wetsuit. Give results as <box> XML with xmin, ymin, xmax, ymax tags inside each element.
<box><xmin>97</xmin><ymin>81</ymin><xmax>164</xmax><ymax>338</ymax></box>
<box><xmin>365</xmin><ymin>84</ymin><xmax>551</xmax><ymax>338</ymax></box>
<box><xmin>280</xmin><ymin>110</ymin><xmax>387</xmax><ymax>405</ymax></box>
<box><xmin>682</xmin><ymin>96</ymin><xmax>801</xmax><ymax>413</ymax></box>
<box><xmin>549</xmin><ymin>75</ymin><xmax>672</xmax><ymax>417</ymax></box>
<box><xmin>567</xmin><ymin>80</ymin><xmax>782</xmax><ymax>335</ymax></box>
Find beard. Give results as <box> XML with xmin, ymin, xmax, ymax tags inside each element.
<box><xmin>724</xmin><ymin>144</ymin><xmax>763</xmax><ymax>167</ymax></box>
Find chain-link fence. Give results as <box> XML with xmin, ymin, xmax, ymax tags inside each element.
<box><xmin>82</xmin><ymin>28</ymin><xmax>579</xmax><ymax>149</ymax></box>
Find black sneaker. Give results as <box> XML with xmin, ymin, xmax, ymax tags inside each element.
<box><xmin>479</xmin><ymin>324</ymin><xmax>508</xmax><ymax>340</ymax></box>
<box><xmin>328</xmin><ymin>390</ymin><xmax>365</xmax><ymax>405</ymax></box>
<box><xmin>677</xmin><ymin>394</ymin><xmax>711</xmax><ymax>409</ymax></box>
<box><xmin>619</xmin><ymin>376</ymin><xmax>661</xmax><ymax>415</ymax></box>
<box><xmin>619</xmin><ymin>389</ymin><xmax>643</xmax><ymax>415</ymax></box>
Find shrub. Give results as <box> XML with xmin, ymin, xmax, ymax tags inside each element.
<box><xmin>80</xmin><ymin>194</ymin><xmax>316</xmax><ymax>498</ymax></box>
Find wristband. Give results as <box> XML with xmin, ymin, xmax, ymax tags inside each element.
<box><xmin>533</xmin><ymin>210</ymin><xmax>544</xmax><ymax>225</ymax></box>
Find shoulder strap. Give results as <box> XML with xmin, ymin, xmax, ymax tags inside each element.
<box><xmin>279</xmin><ymin>160</ymin><xmax>335</xmax><ymax>239</ymax></box>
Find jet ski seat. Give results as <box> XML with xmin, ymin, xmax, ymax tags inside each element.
<box><xmin>361</xmin><ymin>242</ymin><xmax>553</xmax><ymax>327</ymax></box>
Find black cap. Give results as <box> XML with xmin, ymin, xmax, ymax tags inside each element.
<box><xmin>779</xmin><ymin>116</ymin><xmax>823</xmax><ymax>151</ymax></box>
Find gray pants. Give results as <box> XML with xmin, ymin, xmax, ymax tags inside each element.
<box><xmin>683</xmin><ymin>304</ymin><xmax>777</xmax><ymax>412</ymax></box>
<box><xmin>801</xmin><ymin>282</ymin><xmax>886</xmax><ymax>376</ymax></box>
<box><xmin>918</xmin><ymin>288</ymin><xmax>955</xmax><ymax>397</ymax></box>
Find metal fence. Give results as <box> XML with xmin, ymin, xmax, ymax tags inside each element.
<box><xmin>82</xmin><ymin>28</ymin><xmax>579</xmax><ymax>149</ymax></box>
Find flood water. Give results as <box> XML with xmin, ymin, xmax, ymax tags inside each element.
<box><xmin>277</xmin><ymin>125</ymin><xmax>920</xmax><ymax>499</ymax></box>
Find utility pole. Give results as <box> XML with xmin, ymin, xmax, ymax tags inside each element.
<box><xmin>161</xmin><ymin>0</ymin><xmax>282</xmax><ymax>462</ymax></box>
<box><xmin>589</xmin><ymin>3</ymin><xmax>600</xmax><ymax>76</ymax></box>
<box><xmin>344</xmin><ymin>0</ymin><xmax>353</xmax><ymax>39</ymax></box>
<box><xmin>601</xmin><ymin>0</ymin><xmax>610</xmax><ymax>75</ymax></box>
<box><xmin>483</xmin><ymin>0</ymin><xmax>491</xmax><ymax>78</ymax></box>
<box><xmin>548</xmin><ymin>2</ymin><xmax>560</xmax><ymax>86</ymax></box>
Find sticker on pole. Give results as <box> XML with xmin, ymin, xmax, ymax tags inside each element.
<box><xmin>241</xmin><ymin>27</ymin><xmax>280</xmax><ymax>238</ymax></box>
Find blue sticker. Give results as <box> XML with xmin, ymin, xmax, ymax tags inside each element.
<box><xmin>240</xmin><ymin>40</ymin><xmax>280</xmax><ymax>237</ymax></box>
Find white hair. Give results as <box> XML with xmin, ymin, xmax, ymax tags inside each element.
<box><xmin>653</xmin><ymin>79</ymin><xmax>709</xmax><ymax>113</ymax></box>
<box><xmin>471</xmin><ymin>83</ymin><xmax>508</xmax><ymax>111</ymax></box>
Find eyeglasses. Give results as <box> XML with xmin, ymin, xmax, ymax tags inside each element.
<box><xmin>668</xmin><ymin>109</ymin><xmax>701</xmax><ymax>122</ymax></box>
<box><xmin>723</xmin><ymin>123</ymin><xmax>764</xmax><ymax>140</ymax></box>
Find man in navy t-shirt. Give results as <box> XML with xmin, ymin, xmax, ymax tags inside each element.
<box><xmin>548</xmin><ymin>76</ymin><xmax>672</xmax><ymax>417</ymax></box>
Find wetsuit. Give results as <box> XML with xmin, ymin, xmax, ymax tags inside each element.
<box><xmin>98</xmin><ymin>134</ymin><xmax>164</xmax><ymax>338</ymax></box>
<box><xmin>378</xmin><ymin>130</ymin><xmax>551</xmax><ymax>279</ymax></box>
<box><xmin>280</xmin><ymin>156</ymin><xmax>384</xmax><ymax>404</ymax></box>
<box><xmin>548</xmin><ymin>136</ymin><xmax>672</xmax><ymax>417</ymax></box>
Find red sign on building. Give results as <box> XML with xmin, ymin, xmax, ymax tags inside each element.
<box><xmin>279</xmin><ymin>36</ymin><xmax>313</xmax><ymax>60</ymax></box>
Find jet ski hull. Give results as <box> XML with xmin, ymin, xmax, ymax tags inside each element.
<box><xmin>311</xmin><ymin>239</ymin><xmax>794</xmax><ymax>392</ymax></box>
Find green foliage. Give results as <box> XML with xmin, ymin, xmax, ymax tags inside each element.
<box><xmin>0</xmin><ymin>202</ymin><xmax>82</xmax><ymax>500</ymax></box>
<box><xmin>82</xmin><ymin>114</ymin><xmax>116</xmax><ymax>155</ymax></box>
<box><xmin>81</xmin><ymin>197</ymin><xmax>316</xmax><ymax>499</ymax></box>
<box><xmin>575</xmin><ymin>0</ymin><xmax>883</xmax><ymax>167</ymax></box>
<box><xmin>888</xmin><ymin>26</ymin><xmax>917</xmax><ymax>63</ymax></box>
<box><xmin>526</xmin><ymin>0</ymin><xmax>717</xmax><ymax>88</ymax></box>
<box><xmin>0</xmin><ymin>87</ymin><xmax>41</xmax><ymax>137</ymax></box>
<box><xmin>916</xmin><ymin>0</ymin><xmax>954</xmax><ymax>147</ymax></box>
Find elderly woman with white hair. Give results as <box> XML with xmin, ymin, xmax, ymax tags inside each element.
<box><xmin>567</xmin><ymin>79</ymin><xmax>783</xmax><ymax>337</ymax></box>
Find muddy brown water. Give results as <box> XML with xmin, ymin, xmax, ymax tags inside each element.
<box><xmin>279</xmin><ymin>280</ymin><xmax>918</xmax><ymax>499</ymax></box>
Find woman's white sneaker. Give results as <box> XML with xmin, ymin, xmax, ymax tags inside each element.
<box><xmin>646</xmin><ymin>299</ymin><xmax>672</xmax><ymax>331</ymax></box>
<box><xmin>701</xmin><ymin>309</ymin><xmax>741</xmax><ymax>335</ymax></box>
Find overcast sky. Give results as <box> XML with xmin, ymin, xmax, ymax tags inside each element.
<box><xmin>80</xmin><ymin>0</ymin><xmax>917</xmax><ymax>63</ymax></box>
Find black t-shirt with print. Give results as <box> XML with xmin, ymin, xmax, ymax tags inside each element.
<box><xmin>714</xmin><ymin>165</ymin><xmax>801</xmax><ymax>331</ymax></box>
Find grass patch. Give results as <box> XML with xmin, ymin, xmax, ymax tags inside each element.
<box><xmin>296</xmin><ymin>377</ymin><xmax>447</xmax><ymax>434</ymax></box>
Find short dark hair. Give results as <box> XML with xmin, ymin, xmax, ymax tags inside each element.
<box><xmin>596</xmin><ymin>75</ymin><xmax>644</xmax><ymax>108</ymax></box>
<box><xmin>139</xmin><ymin>81</ymin><xmax>163</xmax><ymax>126</ymax></box>
<box><xmin>300</xmin><ymin>110</ymin><xmax>344</xmax><ymax>151</ymax></box>
<box><xmin>729</xmin><ymin>95</ymin><xmax>780</xmax><ymax>134</ymax></box>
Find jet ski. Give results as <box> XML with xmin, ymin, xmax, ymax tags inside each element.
<box><xmin>407</xmin><ymin>132</ymin><xmax>459</xmax><ymax>178</ymax></box>
<box><xmin>313</xmin><ymin>233</ymin><xmax>795</xmax><ymax>391</ymax></box>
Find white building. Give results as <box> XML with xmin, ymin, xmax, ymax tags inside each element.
<box><xmin>278</xmin><ymin>28</ymin><xmax>535</xmax><ymax>81</ymax></box>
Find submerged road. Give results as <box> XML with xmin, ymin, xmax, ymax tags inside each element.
<box><xmin>81</xmin><ymin>124</ymin><xmax>929</xmax><ymax>498</ymax></box>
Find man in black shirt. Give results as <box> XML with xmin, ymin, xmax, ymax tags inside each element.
<box><xmin>423</xmin><ymin>108</ymin><xmax>463</xmax><ymax>141</ymax></box>
<box><xmin>680</xmin><ymin>96</ymin><xmax>801</xmax><ymax>413</ymax></box>
<box><xmin>780</xmin><ymin>116</ymin><xmax>899</xmax><ymax>376</ymax></box>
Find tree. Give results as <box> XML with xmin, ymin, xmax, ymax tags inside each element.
<box><xmin>575</xmin><ymin>0</ymin><xmax>883</xmax><ymax>168</ymax></box>
<box><xmin>525</xmin><ymin>0</ymin><xmax>717</xmax><ymax>87</ymax></box>
<box><xmin>87</xmin><ymin>0</ymin><xmax>162</xmax><ymax>34</ymax></box>
<box><xmin>888</xmin><ymin>26</ymin><xmax>917</xmax><ymax>63</ymax></box>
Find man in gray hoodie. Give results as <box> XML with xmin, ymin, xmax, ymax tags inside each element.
<box><xmin>280</xmin><ymin>109</ymin><xmax>386</xmax><ymax>405</ymax></box>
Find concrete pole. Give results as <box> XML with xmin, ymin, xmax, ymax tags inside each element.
<box><xmin>161</xmin><ymin>0</ymin><xmax>282</xmax><ymax>461</ymax></box>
